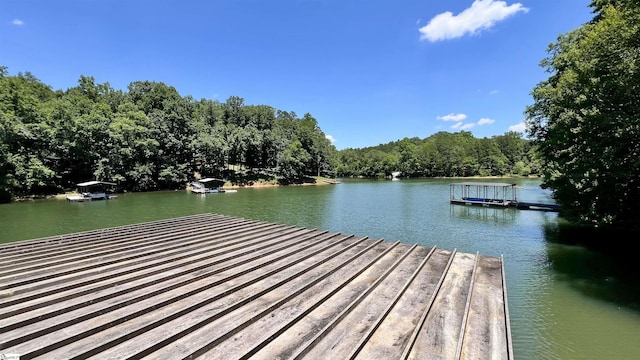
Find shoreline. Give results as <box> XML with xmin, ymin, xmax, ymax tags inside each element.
<box><xmin>43</xmin><ymin>177</ymin><xmax>331</xmax><ymax>201</ymax></box>
<box><xmin>21</xmin><ymin>175</ymin><xmax>538</xmax><ymax>202</ymax></box>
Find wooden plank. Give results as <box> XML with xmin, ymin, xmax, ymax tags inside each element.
<box><xmin>3</xmin><ymin>230</ymin><xmax>348</xmax><ymax>357</ymax></box>
<box><xmin>0</xmin><ymin>227</ymin><xmax>327</xmax><ymax>334</ymax></box>
<box><xmin>211</xmin><ymin>242</ymin><xmax>419</xmax><ymax>360</ymax></box>
<box><xmin>0</xmin><ymin>225</ymin><xmax>314</xmax><ymax>320</ymax></box>
<box><xmin>460</xmin><ymin>255</ymin><xmax>509</xmax><ymax>360</ymax></box>
<box><xmin>0</xmin><ymin>214</ymin><xmax>243</xmax><ymax>268</ymax></box>
<box><xmin>158</xmin><ymin>240</ymin><xmax>399</xmax><ymax>360</ymax></box>
<box><xmin>69</xmin><ymin>236</ymin><xmax>377</xmax><ymax>359</ymax></box>
<box><xmin>0</xmin><ymin>214</ymin><xmax>215</xmax><ymax>254</ymax></box>
<box><xmin>352</xmin><ymin>249</ymin><xmax>454</xmax><ymax>359</ymax></box>
<box><xmin>280</xmin><ymin>245</ymin><xmax>431</xmax><ymax>360</ymax></box>
<box><xmin>408</xmin><ymin>252</ymin><xmax>476</xmax><ymax>359</ymax></box>
<box><xmin>0</xmin><ymin>216</ymin><xmax>271</xmax><ymax>279</ymax></box>
<box><xmin>0</xmin><ymin>220</ymin><xmax>287</xmax><ymax>298</ymax></box>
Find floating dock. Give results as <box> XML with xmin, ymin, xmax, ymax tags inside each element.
<box><xmin>450</xmin><ymin>182</ymin><xmax>561</xmax><ymax>212</ymax></box>
<box><xmin>0</xmin><ymin>214</ymin><xmax>513</xmax><ymax>359</ymax></box>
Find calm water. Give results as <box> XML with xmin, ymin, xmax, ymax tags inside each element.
<box><xmin>1</xmin><ymin>178</ymin><xmax>639</xmax><ymax>359</ymax></box>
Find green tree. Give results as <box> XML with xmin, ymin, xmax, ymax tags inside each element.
<box><xmin>277</xmin><ymin>140</ymin><xmax>309</xmax><ymax>180</ymax></box>
<box><xmin>474</xmin><ymin>138</ymin><xmax>508</xmax><ymax>176</ymax></box>
<box><xmin>0</xmin><ymin>67</ymin><xmax>338</xmax><ymax>199</ymax></box>
<box><xmin>493</xmin><ymin>131</ymin><xmax>526</xmax><ymax>168</ymax></box>
<box><xmin>147</xmin><ymin>95</ymin><xmax>195</xmax><ymax>189</ymax></box>
<box><xmin>397</xmin><ymin>138</ymin><xmax>418</xmax><ymax>176</ymax></box>
<box><xmin>127</xmin><ymin>81</ymin><xmax>180</xmax><ymax>113</ymax></box>
<box><xmin>108</xmin><ymin>102</ymin><xmax>158</xmax><ymax>189</ymax></box>
<box><xmin>295</xmin><ymin>113</ymin><xmax>323</xmax><ymax>175</ymax></box>
<box><xmin>336</xmin><ymin>148</ymin><xmax>362</xmax><ymax>177</ymax></box>
<box><xmin>0</xmin><ymin>71</ymin><xmax>58</xmax><ymax>196</ymax></box>
<box><xmin>525</xmin><ymin>1</ymin><xmax>640</xmax><ymax>228</ymax></box>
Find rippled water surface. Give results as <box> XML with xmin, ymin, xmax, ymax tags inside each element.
<box><xmin>2</xmin><ymin>178</ymin><xmax>639</xmax><ymax>359</ymax></box>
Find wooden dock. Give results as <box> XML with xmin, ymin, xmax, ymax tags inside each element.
<box><xmin>0</xmin><ymin>214</ymin><xmax>512</xmax><ymax>359</ymax></box>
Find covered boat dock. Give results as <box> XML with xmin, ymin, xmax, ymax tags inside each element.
<box><xmin>450</xmin><ymin>182</ymin><xmax>517</xmax><ymax>208</ymax></box>
<box><xmin>66</xmin><ymin>181</ymin><xmax>117</xmax><ymax>202</ymax></box>
<box><xmin>450</xmin><ymin>182</ymin><xmax>561</xmax><ymax>212</ymax></box>
<box><xmin>190</xmin><ymin>178</ymin><xmax>227</xmax><ymax>194</ymax></box>
<box><xmin>0</xmin><ymin>214</ymin><xmax>513</xmax><ymax>359</ymax></box>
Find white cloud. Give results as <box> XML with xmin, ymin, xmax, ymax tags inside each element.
<box><xmin>442</xmin><ymin>115</ymin><xmax>494</xmax><ymax>130</ymax></box>
<box><xmin>437</xmin><ymin>113</ymin><xmax>467</xmax><ymax>122</ymax></box>
<box><xmin>477</xmin><ymin>117</ymin><xmax>495</xmax><ymax>125</ymax></box>
<box><xmin>325</xmin><ymin>134</ymin><xmax>336</xmax><ymax>144</ymax></box>
<box><xmin>508</xmin><ymin>122</ymin><xmax>527</xmax><ymax>133</ymax></box>
<box><xmin>12</xmin><ymin>19</ymin><xmax>24</xmax><ymax>26</ymax></box>
<box><xmin>489</xmin><ymin>90</ymin><xmax>500</xmax><ymax>95</ymax></box>
<box><xmin>450</xmin><ymin>121</ymin><xmax>475</xmax><ymax>130</ymax></box>
<box><xmin>419</xmin><ymin>0</ymin><xmax>528</xmax><ymax>42</ymax></box>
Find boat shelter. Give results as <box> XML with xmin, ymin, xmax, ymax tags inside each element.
<box><xmin>67</xmin><ymin>181</ymin><xmax>117</xmax><ymax>201</ymax></box>
<box><xmin>450</xmin><ymin>182</ymin><xmax>517</xmax><ymax>208</ymax></box>
<box><xmin>190</xmin><ymin>178</ymin><xmax>226</xmax><ymax>194</ymax></box>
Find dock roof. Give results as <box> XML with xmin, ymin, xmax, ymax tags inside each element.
<box><xmin>196</xmin><ymin>178</ymin><xmax>225</xmax><ymax>183</ymax></box>
<box><xmin>76</xmin><ymin>180</ymin><xmax>117</xmax><ymax>187</ymax></box>
<box><xmin>0</xmin><ymin>214</ymin><xmax>513</xmax><ymax>359</ymax></box>
<box><xmin>450</xmin><ymin>182</ymin><xmax>516</xmax><ymax>187</ymax></box>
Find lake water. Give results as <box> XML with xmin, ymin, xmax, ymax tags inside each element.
<box><xmin>1</xmin><ymin>178</ymin><xmax>639</xmax><ymax>359</ymax></box>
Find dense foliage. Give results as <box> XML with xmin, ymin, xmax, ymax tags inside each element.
<box><xmin>525</xmin><ymin>0</ymin><xmax>640</xmax><ymax>229</ymax></box>
<box><xmin>0</xmin><ymin>69</ymin><xmax>336</xmax><ymax>201</ymax></box>
<box><xmin>335</xmin><ymin>131</ymin><xmax>537</xmax><ymax>178</ymax></box>
<box><xmin>0</xmin><ymin>67</ymin><xmax>537</xmax><ymax>203</ymax></box>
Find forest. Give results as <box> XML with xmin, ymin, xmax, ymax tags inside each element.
<box><xmin>0</xmin><ymin>67</ymin><xmax>534</xmax><ymax>203</ymax></box>
<box><xmin>526</xmin><ymin>0</ymin><xmax>640</xmax><ymax>229</ymax></box>
<box><xmin>336</xmin><ymin>131</ymin><xmax>536</xmax><ymax>178</ymax></box>
<box><xmin>0</xmin><ymin>69</ymin><xmax>337</xmax><ymax>201</ymax></box>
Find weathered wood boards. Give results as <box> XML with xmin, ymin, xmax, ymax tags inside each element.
<box><xmin>0</xmin><ymin>214</ymin><xmax>512</xmax><ymax>359</ymax></box>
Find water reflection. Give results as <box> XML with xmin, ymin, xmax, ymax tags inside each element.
<box><xmin>449</xmin><ymin>204</ymin><xmax>516</xmax><ymax>223</ymax></box>
<box><xmin>543</xmin><ymin>223</ymin><xmax>640</xmax><ymax>312</ymax></box>
<box><xmin>535</xmin><ymin>222</ymin><xmax>640</xmax><ymax>358</ymax></box>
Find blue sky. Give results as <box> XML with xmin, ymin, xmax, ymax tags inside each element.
<box><xmin>2</xmin><ymin>0</ymin><xmax>593</xmax><ymax>149</ymax></box>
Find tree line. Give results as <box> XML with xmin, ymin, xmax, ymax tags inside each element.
<box><xmin>0</xmin><ymin>69</ymin><xmax>336</xmax><ymax>201</ymax></box>
<box><xmin>0</xmin><ymin>67</ymin><xmax>540</xmax><ymax>203</ymax></box>
<box><xmin>336</xmin><ymin>131</ymin><xmax>537</xmax><ymax>178</ymax></box>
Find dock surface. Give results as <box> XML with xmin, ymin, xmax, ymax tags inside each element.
<box><xmin>0</xmin><ymin>214</ymin><xmax>512</xmax><ymax>359</ymax></box>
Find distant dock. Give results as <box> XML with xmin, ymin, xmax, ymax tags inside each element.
<box><xmin>0</xmin><ymin>214</ymin><xmax>513</xmax><ymax>359</ymax></box>
<box><xmin>450</xmin><ymin>182</ymin><xmax>561</xmax><ymax>212</ymax></box>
